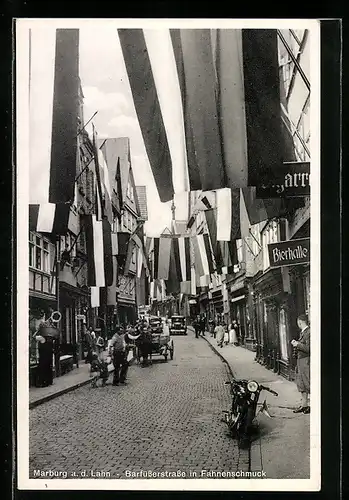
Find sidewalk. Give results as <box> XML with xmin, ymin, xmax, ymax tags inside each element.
<box><xmin>194</xmin><ymin>328</ymin><xmax>311</xmax><ymax>479</ymax></box>
<box><xmin>29</xmin><ymin>351</ymin><xmax>135</xmax><ymax>409</ymax></box>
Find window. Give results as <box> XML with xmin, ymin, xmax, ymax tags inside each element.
<box><xmin>60</xmin><ymin>232</ymin><xmax>77</xmax><ymax>262</ymax></box>
<box><xmin>262</xmin><ymin>221</ymin><xmax>279</xmax><ymax>271</ymax></box>
<box><xmin>29</xmin><ymin>232</ymin><xmax>50</xmax><ymax>272</ymax></box>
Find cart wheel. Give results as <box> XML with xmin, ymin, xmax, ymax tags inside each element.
<box><xmin>170</xmin><ymin>348</ymin><xmax>174</xmax><ymax>360</ymax></box>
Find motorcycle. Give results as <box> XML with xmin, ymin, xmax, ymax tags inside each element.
<box><xmin>222</xmin><ymin>378</ymin><xmax>278</xmax><ymax>446</ymax></box>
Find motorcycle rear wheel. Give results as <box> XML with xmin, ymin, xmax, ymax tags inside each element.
<box><xmin>238</xmin><ymin>407</ymin><xmax>255</xmax><ymax>448</ymax></box>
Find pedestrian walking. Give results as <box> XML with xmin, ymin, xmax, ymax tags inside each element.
<box><xmin>85</xmin><ymin>326</ymin><xmax>96</xmax><ymax>363</ymax></box>
<box><xmin>223</xmin><ymin>323</ymin><xmax>229</xmax><ymax>345</ymax></box>
<box><xmin>228</xmin><ymin>322</ymin><xmax>238</xmax><ymax>345</ymax></box>
<box><xmin>142</xmin><ymin>327</ymin><xmax>153</xmax><ymax>367</ymax></box>
<box><xmin>193</xmin><ymin>316</ymin><xmax>201</xmax><ymax>339</ymax></box>
<box><xmin>109</xmin><ymin>326</ymin><xmax>127</xmax><ymax>386</ymax></box>
<box><xmin>233</xmin><ymin>320</ymin><xmax>241</xmax><ymax>345</ymax></box>
<box><xmin>209</xmin><ymin>319</ymin><xmax>216</xmax><ymax>337</ymax></box>
<box><xmin>292</xmin><ymin>314</ymin><xmax>310</xmax><ymax>414</ymax></box>
<box><xmin>199</xmin><ymin>315</ymin><xmax>206</xmax><ymax>336</ymax></box>
<box><xmin>215</xmin><ymin>321</ymin><xmax>225</xmax><ymax>348</ymax></box>
<box><xmin>35</xmin><ymin>331</ymin><xmax>55</xmax><ymax>387</ymax></box>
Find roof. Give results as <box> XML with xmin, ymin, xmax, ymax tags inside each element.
<box><xmin>98</xmin><ymin>137</ymin><xmax>141</xmax><ymax>216</ymax></box>
<box><xmin>135</xmin><ymin>186</ymin><xmax>148</xmax><ymax>220</ymax></box>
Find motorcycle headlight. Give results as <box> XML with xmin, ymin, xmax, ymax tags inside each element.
<box><xmin>247</xmin><ymin>380</ymin><xmax>259</xmax><ymax>393</ymax></box>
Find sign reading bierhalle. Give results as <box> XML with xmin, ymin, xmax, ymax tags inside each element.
<box><xmin>268</xmin><ymin>238</ymin><xmax>310</xmax><ymax>268</ymax></box>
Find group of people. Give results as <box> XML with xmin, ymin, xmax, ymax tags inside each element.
<box><xmin>83</xmin><ymin>319</ymin><xmax>155</xmax><ymax>388</ymax></box>
<box><xmin>214</xmin><ymin>320</ymin><xmax>240</xmax><ymax>348</ymax></box>
<box><xmin>193</xmin><ymin>315</ymin><xmax>241</xmax><ymax>348</ymax></box>
<box><xmin>193</xmin><ymin>315</ymin><xmax>206</xmax><ymax>338</ymax></box>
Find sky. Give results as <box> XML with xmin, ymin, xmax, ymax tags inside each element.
<box><xmin>79</xmin><ymin>27</ymin><xmax>188</xmax><ymax>236</ymax></box>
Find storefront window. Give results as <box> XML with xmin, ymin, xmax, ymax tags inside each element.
<box><xmin>262</xmin><ymin>221</ymin><xmax>280</xmax><ymax>271</ymax></box>
<box><xmin>304</xmin><ymin>271</ymin><xmax>310</xmax><ymax>317</ymax></box>
<box><xmin>279</xmin><ymin>308</ymin><xmax>289</xmax><ymax>361</ymax></box>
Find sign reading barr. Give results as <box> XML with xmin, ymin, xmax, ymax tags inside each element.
<box><xmin>268</xmin><ymin>238</ymin><xmax>310</xmax><ymax>268</ymax></box>
<box><xmin>256</xmin><ymin>162</ymin><xmax>310</xmax><ymax>198</ymax></box>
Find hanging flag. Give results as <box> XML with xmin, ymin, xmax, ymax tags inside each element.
<box><xmin>242</xmin><ymin>187</ymin><xmax>285</xmax><ymax>225</ymax></box>
<box><xmin>192</xmin><ymin>190</ymin><xmax>217</xmax><ymax>212</ymax></box>
<box><xmin>205</xmin><ymin>209</ymin><xmax>224</xmax><ymax>273</ymax></box>
<box><xmin>29</xmin><ymin>203</ymin><xmax>70</xmax><ymax>235</ymax></box>
<box><xmin>216</xmin><ymin>188</ymin><xmax>232</xmax><ymax>241</ymax></box>
<box><xmin>90</xmin><ymin>286</ymin><xmax>101</xmax><ymax>308</ymax></box>
<box><xmin>136</xmin><ymin>247</ymin><xmax>143</xmax><ymax>279</ymax></box>
<box><xmin>157</xmin><ymin>237</ymin><xmax>172</xmax><ymax>280</ymax></box>
<box><xmin>171</xmin><ymin>236</ymin><xmax>191</xmax><ymax>283</ymax></box>
<box><xmin>118</xmin><ymin>29</ymin><xmax>174</xmax><ymax>202</ymax></box>
<box><xmin>84</xmin><ymin>215</ymin><xmax>113</xmax><ymax>287</ymax></box>
<box><xmin>29</xmin><ymin>28</ymin><xmax>79</xmax><ymax>204</ymax></box>
<box><xmin>166</xmin><ymin>242</ymin><xmax>181</xmax><ymax>294</ymax></box>
<box><xmin>91</xmin><ymin>126</ymin><xmax>113</xmax><ymax>224</ymax></box>
<box><xmin>180</xmin><ymin>281</ymin><xmax>191</xmax><ymax>295</ymax></box>
<box><xmin>97</xmin><ymin>140</ymin><xmax>113</xmax><ymax>224</ymax></box>
<box><xmin>242</xmin><ymin>30</ymin><xmax>283</xmax><ymax>186</ymax></box>
<box><xmin>170</xmin><ymin>29</ymin><xmax>225</xmax><ymax>191</ymax></box>
<box><xmin>216</xmin><ymin>188</ymin><xmax>241</xmax><ymax>243</ymax></box>
<box><xmin>98</xmin><ymin>140</ymin><xmax>124</xmax><ymax>219</ymax></box>
<box><xmin>190</xmin><ymin>266</ymin><xmax>197</xmax><ymax>295</ymax></box>
<box><xmin>214</xmin><ymin>29</ymin><xmax>248</xmax><ymax>188</ymax></box>
<box><xmin>192</xmin><ymin>235</ymin><xmax>204</xmax><ymax>283</ymax></box>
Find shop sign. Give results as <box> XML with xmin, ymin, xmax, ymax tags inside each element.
<box><xmin>268</xmin><ymin>238</ymin><xmax>310</xmax><ymax>268</ymax></box>
<box><xmin>231</xmin><ymin>295</ymin><xmax>245</xmax><ymax>303</ymax></box>
<box><xmin>256</xmin><ymin>162</ymin><xmax>310</xmax><ymax>198</ymax></box>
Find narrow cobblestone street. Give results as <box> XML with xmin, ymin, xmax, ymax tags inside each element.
<box><xmin>29</xmin><ymin>332</ymin><xmax>251</xmax><ymax>480</ymax></box>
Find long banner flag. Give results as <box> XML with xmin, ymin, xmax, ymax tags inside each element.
<box><xmin>118</xmin><ymin>28</ymin><xmax>285</xmax><ymax>202</ymax></box>
<box><xmin>172</xmin><ymin>236</ymin><xmax>191</xmax><ymax>283</ymax></box>
<box><xmin>29</xmin><ymin>27</ymin><xmax>79</xmax><ymax>204</ymax></box>
<box><xmin>152</xmin><ymin>237</ymin><xmax>172</xmax><ymax>280</ymax></box>
<box><xmin>84</xmin><ymin>215</ymin><xmax>113</xmax><ymax>287</ymax></box>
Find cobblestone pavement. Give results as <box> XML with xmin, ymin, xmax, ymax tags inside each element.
<box><xmin>29</xmin><ymin>334</ymin><xmax>252</xmax><ymax>480</ymax></box>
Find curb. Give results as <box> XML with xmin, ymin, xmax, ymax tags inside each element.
<box><xmin>200</xmin><ymin>332</ymin><xmax>262</xmax><ymax>472</ymax></box>
<box><xmin>199</xmin><ymin>333</ymin><xmax>236</xmax><ymax>379</ymax></box>
<box><xmin>29</xmin><ymin>357</ymin><xmax>136</xmax><ymax>409</ymax></box>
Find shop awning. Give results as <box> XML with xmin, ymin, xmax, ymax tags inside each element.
<box><xmin>231</xmin><ymin>295</ymin><xmax>245</xmax><ymax>303</ymax></box>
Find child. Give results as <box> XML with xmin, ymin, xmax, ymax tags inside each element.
<box><xmin>90</xmin><ymin>351</ymin><xmax>111</xmax><ymax>387</ymax></box>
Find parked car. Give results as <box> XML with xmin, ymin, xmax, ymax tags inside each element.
<box><xmin>169</xmin><ymin>315</ymin><xmax>187</xmax><ymax>335</ymax></box>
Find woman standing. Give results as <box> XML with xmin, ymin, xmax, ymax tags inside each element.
<box><xmin>215</xmin><ymin>321</ymin><xmax>225</xmax><ymax>348</ymax></box>
<box><xmin>228</xmin><ymin>321</ymin><xmax>238</xmax><ymax>345</ymax></box>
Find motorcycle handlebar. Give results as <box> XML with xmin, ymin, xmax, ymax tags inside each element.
<box><xmin>260</xmin><ymin>385</ymin><xmax>278</xmax><ymax>396</ymax></box>
<box><xmin>224</xmin><ymin>381</ymin><xmax>278</xmax><ymax>396</ymax></box>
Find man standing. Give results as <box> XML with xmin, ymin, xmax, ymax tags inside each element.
<box><xmin>109</xmin><ymin>326</ymin><xmax>127</xmax><ymax>386</ymax></box>
<box><xmin>193</xmin><ymin>315</ymin><xmax>200</xmax><ymax>339</ymax></box>
<box><xmin>292</xmin><ymin>314</ymin><xmax>310</xmax><ymax>414</ymax></box>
